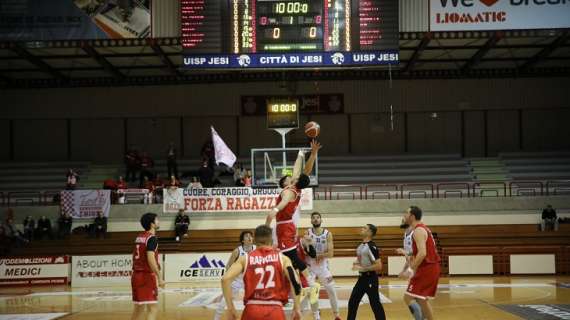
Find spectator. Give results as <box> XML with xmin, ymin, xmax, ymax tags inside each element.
<box><xmin>166</xmin><ymin>142</ymin><xmax>178</xmax><ymax>179</ymax></box>
<box><xmin>23</xmin><ymin>215</ymin><xmax>35</xmax><ymax>241</ymax></box>
<box><xmin>116</xmin><ymin>176</ymin><xmax>128</xmax><ymax>189</ymax></box>
<box><xmin>125</xmin><ymin>146</ymin><xmax>140</xmax><ymax>183</ymax></box>
<box><xmin>66</xmin><ymin>169</ymin><xmax>79</xmax><ymax>190</ymax></box>
<box><xmin>103</xmin><ymin>177</ymin><xmax>117</xmax><ymax>190</ymax></box>
<box><xmin>139</xmin><ymin>151</ymin><xmax>154</xmax><ymax>187</ymax></box>
<box><xmin>201</xmin><ymin>140</ymin><xmax>215</xmax><ymax>168</ymax></box>
<box><xmin>143</xmin><ymin>176</ymin><xmax>155</xmax><ymax>204</ymax></box>
<box><xmin>167</xmin><ymin>175</ymin><xmax>180</xmax><ymax>189</ymax></box>
<box><xmin>243</xmin><ymin>170</ymin><xmax>252</xmax><ymax>187</ymax></box>
<box><xmin>4</xmin><ymin>218</ymin><xmax>28</xmax><ymax>246</ymax></box>
<box><xmin>35</xmin><ymin>216</ymin><xmax>53</xmax><ymax>240</ymax></box>
<box><xmin>541</xmin><ymin>204</ymin><xmax>558</xmax><ymax>231</ymax></box>
<box><xmin>233</xmin><ymin>163</ymin><xmax>245</xmax><ymax>186</ymax></box>
<box><xmin>93</xmin><ymin>211</ymin><xmax>107</xmax><ymax>238</ymax></box>
<box><xmin>187</xmin><ymin>176</ymin><xmax>203</xmax><ymax>189</ymax></box>
<box><xmin>57</xmin><ymin>212</ymin><xmax>73</xmax><ymax>239</ymax></box>
<box><xmin>198</xmin><ymin>160</ymin><xmax>214</xmax><ymax>188</ymax></box>
<box><xmin>174</xmin><ymin>209</ymin><xmax>190</xmax><ymax>242</ymax></box>
<box><xmin>115</xmin><ymin>176</ymin><xmax>129</xmax><ymax>204</ymax></box>
<box><xmin>153</xmin><ymin>174</ymin><xmax>165</xmax><ymax>203</ymax></box>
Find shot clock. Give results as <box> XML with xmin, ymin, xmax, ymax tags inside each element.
<box><xmin>181</xmin><ymin>0</ymin><xmax>399</xmax><ymax>69</ymax></box>
<box><xmin>267</xmin><ymin>99</ymin><xmax>300</xmax><ymax>129</ymax></box>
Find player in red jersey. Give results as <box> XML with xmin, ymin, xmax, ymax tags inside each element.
<box><xmin>222</xmin><ymin>225</ymin><xmax>302</xmax><ymax>320</ymax></box>
<box><xmin>402</xmin><ymin>206</ymin><xmax>441</xmax><ymax>320</ymax></box>
<box><xmin>131</xmin><ymin>212</ymin><xmax>164</xmax><ymax>320</ymax></box>
<box><xmin>266</xmin><ymin>140</ymin><xmax>321</xmax><ymax>304</ymax></box>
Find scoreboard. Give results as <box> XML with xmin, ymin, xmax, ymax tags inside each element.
<box><xmin>181</xmin><ymin>0</ymin><xmax>399</xmax><ymax>69</ymax></box>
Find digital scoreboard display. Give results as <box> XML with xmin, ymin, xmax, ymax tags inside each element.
<box><xmin>181</xmin><ymin>0</ymin><xmax>399</xmax><ymax>69</ymax></box>
<box><xmin>267</xmin><ymin>99</ymin><xmax>299</xmax><ymax>129</ymax></box>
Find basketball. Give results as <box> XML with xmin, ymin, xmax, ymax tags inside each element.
<box><xmin>304</xmin><ymin>121</ymin><xmax>320</xmax><ymax>138</ymax></box>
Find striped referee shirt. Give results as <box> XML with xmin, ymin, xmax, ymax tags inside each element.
<box><xmin>356</xmin><ymin>241</ymin><xmax>380</xmax><ymax>274</ymax></box>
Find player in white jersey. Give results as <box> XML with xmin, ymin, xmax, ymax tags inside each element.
<box><xmin>395</xmin><ymin>219</ymin><xmax>423</xmax><ymax>320</ymax></box>
<box><xmin>213</xmin><ymin>230</ymin><xmax>256</xmax><ymax>320</ymax></box>
<box><xmin>305</xmin><ymin>212</ymin><xmax>341</xmax><ymax>320</ymax></box>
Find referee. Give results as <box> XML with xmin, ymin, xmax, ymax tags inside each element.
<box><xmin>347</xmin><ymin>224</ymin><xmax>386</xmax><ymax>320</ymax></box>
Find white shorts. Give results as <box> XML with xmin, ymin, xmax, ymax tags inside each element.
<box><xmin>308</xmin><ymin>260</ymin><xmax>333</xmax><ymax>284</ymax></box>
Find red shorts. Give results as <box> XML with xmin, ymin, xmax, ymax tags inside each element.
<box><xmin>405</xmin><ymin>263</ymin><xmax>440</xmax><ymax>300</ymax></box>
<box><xmin>131</xmin><ymin>271</ymin><xmax>158</xmax><ymax>304</ymax></box>
<box><xmin>242</xmin><ymin>304</ymin><xmax>285</xmax><ymax>320</ymax></box>
<box><xmin>276</xmin><ymin>222</ymin><xmax>296</xmax><ymax>252</ymax></box>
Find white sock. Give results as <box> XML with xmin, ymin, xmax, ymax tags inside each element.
<box><xmin>312</xmin><ymin>310</ymin><xmax>320</xmax><ymax>320</ymax></box>
<box><xmin>213</xmin><ymin>295</ymin><xmax>226</xmax><ymax>320</ymax></box>
<box><xmin>324</xmin><ymin>281</ymin><xmax>340</xmax><ymax>315</ymax></box>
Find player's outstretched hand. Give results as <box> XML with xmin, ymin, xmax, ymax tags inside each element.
<box><xmin>395</xmin><ymin>248</ymin><xmax>406</xmax><ymax>256</ymax></box>
<box><xmin>158</xmin><ymin>279</ymin><xmax>165</xmax><ymax>288</ymax></box>
<box><xmin>310</xmin><ymin>140</ymin><xmax>322</xmax><ymax>154</ymax></box>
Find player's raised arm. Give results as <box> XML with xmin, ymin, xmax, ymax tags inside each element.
<box><xmin>266</xmin><ymin>189</ymin><xmax>295</xmax><ymax>226</ymax></box>
<box><xmin>303</xmin><ymin>140</ymin><xmax>322</xmax><ymax>176</ymax></box>
<box><xmin>225</xmin><ymin>247</ymin><xmax>239</xmax><ymax>271</ymax></box>
<box><xmin>221</xmin><ymin>255</ymin><xmax>246</xmax><ymax>319</ymax></box>
<box><xmin>291</xmin><ymin>148</ymin><xmax>306</xmax><ymax>179</ymax></box>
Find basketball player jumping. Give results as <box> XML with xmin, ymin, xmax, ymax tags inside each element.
<box><xmin>265</xmin><ymin>140</ymin><xmax>322</xmax><ymax>304</ymax></box>
<box><xmin>396</xmin><ymin>218</ymin><xmax>423</xmax><ymax>320</ymax></box>
<box><xmin>214</xmin><ymin>230</ymin><xmax>256</xmax><ymax>320</ymax></box>
<box><xmin>402</xmin><ymin>206</ymin><xmax>441</xmax><ymax>320</ymax></box>
<box><xmin>131</xmin><ymin>212</ymin><xmax>164</xmax><ymax>320</ymax></box>
<box><xmin>305</xmin><ymin>212</ymin><xmax>341</xmax><ymax>320</ymax></box>
<box><xmin>221</xmin><ymin>225</ymin><xmax>302</xmax><ymax>320</ymax></box>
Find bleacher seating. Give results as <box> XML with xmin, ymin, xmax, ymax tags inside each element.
<box><xmin>0</xmin><ymin>162</ymin><xmax>90</xmax><ymax>192</ymax></box>
<box><xmin>501</xmin><ymin>151</ymin><xmax>570</xmax><ymax>180</ymax></box>
<box><xmin>311</xmin><ymin>154</ymin><xmax>473</xmax><ymax>184</ymax></box>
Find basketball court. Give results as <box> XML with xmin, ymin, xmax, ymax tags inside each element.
<box><xmin>1</xmin><ymin>276</ymin><xmax>570</xmax><ymax>320</ymax></box>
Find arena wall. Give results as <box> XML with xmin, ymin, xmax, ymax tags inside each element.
<box><xmin>1</xmin><ymin>78</ymin><xmax>568</xmax><ymax>161</ymax></box>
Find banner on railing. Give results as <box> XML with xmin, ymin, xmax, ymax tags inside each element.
<box><xmin>163</xmin><ymin>187</ymin><xmax>313</xmax><ymax>213</ymax></box>
<box><xmin>0</xmin><ymin>256</ymin><xmax>69</xmax><ymax>286</ymax></box>
<box><xmin>61</xmin><ymin>190</ymin><xmax>110</xmax><ymax>219</ymax></box>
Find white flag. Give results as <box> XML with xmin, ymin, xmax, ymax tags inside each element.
<box><xmin>211</xmin><ymin>126</ymin><xmax>237</xmax><ymax>167</ymax></box>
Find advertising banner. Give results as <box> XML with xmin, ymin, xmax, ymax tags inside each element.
<box><xmin>163</xmin><ymin>187</ymin><xmax>313</xmax><ymax>213</ymax></box>
<box><xmin>430</xmin><ymin>0</ymin><xmax>570</xmax><ymax>31</ymax></box>
<box><xmin>60</xmin><ymin>190</ymin><xmax>110</xmax><ymax>219</ymax></box>
<box><xmin>164</xmin><ymin>253</ymin><xmax>232</xmax><ymax>283</ymax></box>
<box><xmin>0</xmin><ymin>256</ymin><xmax>70</xmax><ymax>286</ymax></box>
<box><xmin>71</xmin><ymin>254</ymin><xmax>164</xmax><ymax>287</ymax></box>
<box><xmin>0</xmin><ymin>0</ymin><xmax>151</xmax><ymax>41</ymax></box>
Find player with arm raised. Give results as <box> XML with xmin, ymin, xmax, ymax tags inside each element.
<box><xmin>265</xmin><ymin>140</ymin><xmax>321</xmax><ymax>304</ymax></box>
<box><xmin>221</xmin><ymin>225</ymin><xmax>302</xmax><ymax>320</ymax></box>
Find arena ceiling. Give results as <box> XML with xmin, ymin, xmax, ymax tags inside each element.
<box><xmin>0</xmin><ymin>29</ymin><xmax>568</xmax><ymax>88</ymax></box>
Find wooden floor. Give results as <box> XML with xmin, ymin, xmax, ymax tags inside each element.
<box><xmin>1</xmin><ymin>276</ymin><xmax>570</xmax><ymax>320</ymax></box>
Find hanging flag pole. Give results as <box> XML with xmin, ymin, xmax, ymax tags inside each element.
<box><xmin>211</xmin><ymin>126</ymin><xmax>237</xmax><ymax>168</ymax></box>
